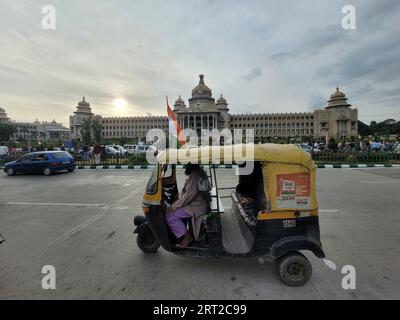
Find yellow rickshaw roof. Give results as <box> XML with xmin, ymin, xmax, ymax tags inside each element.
<box><xmin>156</xmin><ymin>143</ymin><xmax>316</xmax><ymax>170</ymax></box>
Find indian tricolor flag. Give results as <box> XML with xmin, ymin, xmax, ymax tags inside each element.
<box><xmin>167</xmin><ymin>97</ymin><xmax>186</xmax><ymax>148</ymax></box>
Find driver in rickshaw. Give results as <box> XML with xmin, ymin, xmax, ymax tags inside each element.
<box><xmin>165</xmin><ymin>163</ymin><xmax>209</xmax><ymax>248</ymax></box>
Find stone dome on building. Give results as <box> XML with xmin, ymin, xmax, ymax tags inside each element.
<box><xmin>326</xmin><ymin>86</ymin><xmax>352</xmax><ymax>109</ymax></box>
<box><xmin>216</xmin><ymin>94</ymin><xmax>229</xmax><ymax>111</ymax></box>
<box><xmin>0</xmin><ymin>106</ymin><xmax>10</xmax><ymax>122</ymax></box>
<box><xmin>173</xmin><ymin>95</ymin><xmax>186</xmax><ymax>111</ymax></box>
<box><xmin>78</xmin><ymin>96</ymin><xmax>90</xmax><ymax>107</ymax></box>
<box><xmin>217</xmin><ymin>94</ymin><xmax>227</xmax><ymax>104</ymax></box>
<box><xmin>74</xmin><ymin>96</ymin><xmax>93</xmax><ymax>114</ymax></box>
<box><xmin>188</xmin><ymin>74</ymin><xmax>216</xmax><ymax>110</ymax></box>
<box><xmin>191</xmin><ymin>74</ymin><xmax>212</xmax><ymax>97</ymax></box>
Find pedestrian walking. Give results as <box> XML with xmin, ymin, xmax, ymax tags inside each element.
<box><xmin>94</xmin><ymin>144</ymin><xmax>102</xmax><ymax>165</ymax></box>
<box><xmin>83</xmin><ymin>145</ymin><xmax>89</xmax><ymax>161</ymax></box>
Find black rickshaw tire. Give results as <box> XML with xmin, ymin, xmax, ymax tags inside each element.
<box><xmin>276</xmin><ymin>251</ymin><xmax>312</xmax><ymax>287</ymax></box>
<box><xmin>136</xmin><ymin>230</ymin><xmax>160</xmax><ymax>253</ymax></box>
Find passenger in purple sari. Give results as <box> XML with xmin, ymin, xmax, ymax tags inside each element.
<box><xmin>166</xmin><ymin>164</ymin><xmax>209</xmax><ymax>248</ymax></box>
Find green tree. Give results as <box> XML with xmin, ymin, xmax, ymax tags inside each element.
<box><xmin>327</xmin><ymin>137</ymin><xmax>338</xmax><ymax>150</ymax></box>
<box><xmin>119</xmin><ymin>137</ymin><xmax>129</xmax><ymax>146</ymax></box>
<box><xmin>0</xmin><ymin>123</ymin><xmax>16</xmax><ymax>142</ymax></box>
<box><xmin>358</xmin><ymin>121</ymin><xmax>371</xmax><ymax>137</ymax></box>
<box><xmin>81</xmin><ymin>119</ymin><xmax>92</xmax><ymax>144</ymax></box>
<box><xmin>91</xmin><ymin>119</ymin><xmax>103</xmax><ymax>144</ymax></box>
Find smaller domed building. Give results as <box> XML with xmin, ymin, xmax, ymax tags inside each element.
<box><xmin>69</xmin><ymin>97</ymin><xmax>103</xmax><ymax>140</ymax></box>
<box><xmin>0</xmin><ymin>107</ymin><xmax>10</xmax><ymax>124</ymax></box>
<box><xmin>0</xmin><ymin>106</ymin><xmax>70</xmax><ymax>142</ymax></box>
<box><xmin>313</xmin><ymin>87</ymin><xmax>358</xmax><ymax>140</ymax></box>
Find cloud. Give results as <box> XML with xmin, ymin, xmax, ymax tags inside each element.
<box><xmin>0</xmin><ymin>0</ymin><xmax>399</xmax><ymax>124</ymax></box>
<box><xmin>308</xmin><ymin>94</ymin><xmax>327</xmax><ymax>111</ymax></box>
<box><xmin>241</xmin><ymin>67</ymin><xmax>262</xmax><ymax>81</ymax></box>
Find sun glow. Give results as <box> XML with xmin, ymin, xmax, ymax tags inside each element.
<box><xmin>114</xmin><ymin>98</ymin><xmax>127</xmax><ymax>110</ymax></box>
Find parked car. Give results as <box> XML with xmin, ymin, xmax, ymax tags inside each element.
<box><xmin>104</xmin><ymin>146</ymin><xmax>121</xmax><ymax>155</ymax></box>
<box><xmin>3</xmin><ymin>151</ymin><xmax>75</xmax><ymax>176</ymax></box>
<box><xmin>297</xmin><ymin>144</ymin><xmax>313</xmax><ymax>153</ymax></box>
<box><xmin>113</xmin><ymin>145</ymin><xmax>127</xmax><ymax>155</ymax></box>
<box><xmin>0</xmin><ymin>146</ymin><xmax>9</xmax><ymax>156</ymax></box>
<box><xmin>134</xmin><ymin>145</ymin><xmax>149</xmax><ymax>155</ymax></box>
<box><xmin>394</xmin><ymin>142</ymin><xmax>400</xmax><ymax>154</ymax></box>
<box><xmin>124</xmin><ymin>144</ymin><xmax>137</xmax><ymax>155</ymax></box>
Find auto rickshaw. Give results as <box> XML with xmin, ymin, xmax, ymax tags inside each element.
<box><xmin>133</xmin><ymin>143</ymin><xmax>325</xmax><ymax>286</ymax></box>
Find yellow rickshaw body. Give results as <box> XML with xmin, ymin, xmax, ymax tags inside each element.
<box><xmin>152</xmin><ymin>143</ymin><xmax>319</xmax><ymax>220</ymax></box>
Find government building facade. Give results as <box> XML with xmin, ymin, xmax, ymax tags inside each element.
<box><xmin>1</xmin><ymin>107</ymin><xmax>70</xmax><ymax>142</ymax></box>
<box><xmin>69</xmin><ymin>75</ymin><xmax>358</xmax><ymax>142</ymax></box>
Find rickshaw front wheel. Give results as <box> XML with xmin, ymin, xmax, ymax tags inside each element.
<box><xmin>276</xmin><ymin>251</ymin><xmax>312</xmax><ymax>287</ymax></box>
<box><xmin>136</xmin><ymin>231</ymin><xmax>160</xmax><ymax>253</ymax></box>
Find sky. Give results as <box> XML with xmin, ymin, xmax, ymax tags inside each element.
<box><xmin>0</xmin><ymin>0</ymin><xmax>399</xmax><ymax>126</ymax></box>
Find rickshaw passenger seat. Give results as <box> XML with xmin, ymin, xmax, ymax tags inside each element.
<box><xmin>232</xmin><ymin>191</ymin><xmax>258</xmax><ymax>227</ymax></box>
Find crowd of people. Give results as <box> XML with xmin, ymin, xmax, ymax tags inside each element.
<box><xmin>76</xmin><ymin>144</ymin><xmax>104</xmax><ymax>164</ymax></box>
<box><xmin>300</xmin><ymin>139</ymin><xmax>400</xmax><ymax>153</ymax></box>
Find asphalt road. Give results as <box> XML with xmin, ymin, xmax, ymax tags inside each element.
<box><xmin>0</xmin><ymin>168</ymin><xmax>399</xmax><ymax>300</ymax></box>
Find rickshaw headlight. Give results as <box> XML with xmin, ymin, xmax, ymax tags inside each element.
<box><xmin>142</xmin><ymin>205</ymin><xmax>150</xmax><ymax>214</ymax></box>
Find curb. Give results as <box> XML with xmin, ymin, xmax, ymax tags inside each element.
<box><xmin>2</xmin><ymin>164</ymin><xmax>400</xmax><ymax>171</ymax></box>
<box><xmin>75</xmin><ymin>165</ymin><xmax>235</xmax><ymax>170</ymax></box>
<box><xmin>74</xmin><ymin>163</ymin><xmax>400</xmax><ymax>170</ymax></box>
<box><xmin>77</xmin><ymin>165</ymin><xmax>154</xmax><ymax>170</ymax></box>
<box><xmin>317</xmin><ymin>163</ymin><xmax>400</xmax><ymax>169</ymax></box>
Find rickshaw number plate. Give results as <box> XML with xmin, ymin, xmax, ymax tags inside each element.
<box><xmin>283</xmin><ymin>220</ymin><xmax>296</xmax><ymax>228</ymax></box>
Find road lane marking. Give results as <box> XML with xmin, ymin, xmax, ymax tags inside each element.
<box><xmin>359</xmin><ymin>180</ymin><xmax>398</xmax><ymax>184</ymax></box>
<box><xmin>319</xmin><ymin>209</ymin><xmax>340</xmax><ymax>213</ymax></box>
<box><xmin>5</xmin><ymin>202</ymin><xmax>104</xmax><ymax>207</ymax></box>
<box><xmin>0</xmin><ymin>189</ymin><xmax>137</xmax><ymax>280</ymax></box>
<box><xmin>0</xmin><ymin>210</ymin><xmax>107</xmax><ymax>279</ymax></box>
<box><xmin>323</xmin><ymin>259</ymin><xmax>338</xmax><ymax>270</ymax></box>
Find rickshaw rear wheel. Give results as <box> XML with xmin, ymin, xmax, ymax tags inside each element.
<box><xmin>276</xmin><ymin>251</ymin><xmax>312</xmax><ymax>287</ymax></box>
<box><xmin>136</xmin><ymin>231</ymin><xmax>160</xmax><ymax>253</ymax></box>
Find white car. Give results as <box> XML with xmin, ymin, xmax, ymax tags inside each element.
<box><xmin>124</xmin><ymin>145</ymin><xmax>137</xmax><ymax>155</ymax></box>
<box><xmin>105</xmin><ymin>146</ymin><xmax>121</xmax><ymax>155</ymax></box>
<box><xmin>135</xmin><ymin>145</ymin><xmax>158</xmax><ymax>156</ymax></box>
<box><xmin>106</xmin><ymin>145</ymin><xmax>126</xmax><ymax>155</ymax></box>
<box><xmin>114</xmin><ymin>145</ymin><xmax>127</xmax><ymax>155</ymax></box>
<box><xmin>297</xmin><ymin>144</ymin><xmax>313</xmax><ymax>153</ymax></box>
<box><xmin>134</xmin><ymin>145</ymin><xmax>148</xmax><ymax>155</ymax></box>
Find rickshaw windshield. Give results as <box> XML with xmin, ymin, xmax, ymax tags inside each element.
<box><xmin>146</xmin><ymin>166</ymin><xmax>158</xmax><ymax>194</ymax></box>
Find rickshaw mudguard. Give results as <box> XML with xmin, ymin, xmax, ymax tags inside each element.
<box><xmin>133</xmin><ymin>217</ymin><xmax>148</xmax><ymax>234</ymax></box>
<box><xmin>145</xmin><ymin>205</ymin><xmax>173</xmax><ymax>251</ymax></box>
<box><xmin>133</xmin><ymin>215</ymin><xmax>147</xmax><ymax>229</ymax></box>
<box><xmin>270</xmin><ymin>236</ymin><xmax>325</xmax><ymax>259</ymax></box>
